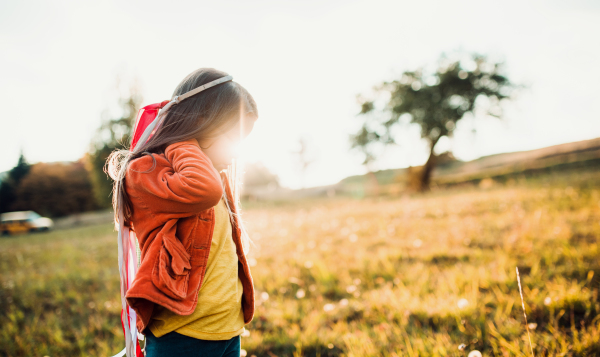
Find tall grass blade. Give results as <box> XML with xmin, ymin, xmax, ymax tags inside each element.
<box><xmin>516</xmin><ymin>267</ymin><xmax>535</xmax><ymax>357</ymax></box>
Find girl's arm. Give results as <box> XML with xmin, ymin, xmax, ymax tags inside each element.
<box><xmin>127</xmin><ymin>139</ymin><xmax>223</xmax><ymax>218</ymax></box>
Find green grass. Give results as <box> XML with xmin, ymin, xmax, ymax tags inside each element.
<box><xmin>1</xmin><ymin>169</ymin><xmax>599</xmax><ymax>356</ymax></box>
<box><xmin>0</xmin><ymin>224</ymin><xmax>122</xmax><ymax>357</ymax></box>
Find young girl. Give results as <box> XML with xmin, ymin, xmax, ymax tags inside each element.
<box><xmin>108</xmin><ymin>68</ymin><xmax>258</xmax><ymax>357</ymax></box>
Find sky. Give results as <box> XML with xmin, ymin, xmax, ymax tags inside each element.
<box><xmin>1</xmin><ymin>0</ymin><xmax>599</xmax><ymax>188</ymax></box>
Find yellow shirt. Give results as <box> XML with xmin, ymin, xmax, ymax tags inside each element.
<box><xmin>148</xmin><ymin>197</ymin><xmax>246</xmax><ymax>340</ymax></box>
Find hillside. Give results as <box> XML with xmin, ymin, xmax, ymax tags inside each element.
<box><xmin>434</xmin><ymin>137</ymin><xmax>600</xmax><ymax>183</ymax></box>
<box><xmin>337</xmin><ymin>137</ymin><xmax>600</xmax><ymax>194</ymax></box>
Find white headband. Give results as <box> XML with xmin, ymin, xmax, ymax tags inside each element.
<box><xmin>172</xmin><ymin>75</ymin><xmax>233</xmax><ymax>104</ymax></box>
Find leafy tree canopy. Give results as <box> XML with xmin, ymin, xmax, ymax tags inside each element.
<box><xmin>351</xmin><ymin>53</ymin><xmax>516</xmax><ymax>190</ymax></box>
<box><xmin>0</xmin><ymin>152</ymin><xmax>31</xmax><ymax>213</ymax></box>
<box><xmin>12</xmin><ymin>160</ymin><xmax>98</xmax><ymax>217</ymax></box>
<box><xmin>87</xmin><ymin>86</ymin><xmax>142</xmax><ymax>208</ymax></box>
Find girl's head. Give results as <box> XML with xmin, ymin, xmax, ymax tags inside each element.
<box><xmin>136</xmin><ymin>68</ymin><xmax>258</xmax><ymax>161</ymax></box>
<box><xmin>108</xmin><ymin>68</ymin><xmax>258</xmax><ymax>243</ymax></box>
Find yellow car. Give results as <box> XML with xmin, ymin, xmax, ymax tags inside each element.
<box><xmin>0</xmin><ymin>211</ymin><xmax>54</xmax><ymax>235</ymax></box>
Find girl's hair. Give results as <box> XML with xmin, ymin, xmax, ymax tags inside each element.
<box><xmin>106</xmin><ymin>68</ymin><xmax>257</xmax><ymax>255</ymax></box>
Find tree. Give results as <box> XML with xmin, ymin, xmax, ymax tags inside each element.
<box><xmin>12</xmin><ymin>160</ymin><xmax>99</xmax><ymax>217</ymax></box>
<box><xmin>351</xmin><ymin>53</ymin><xmax>515</xmax><ymax>191</ymax></box>
<box><xmin>242</xmin><ymin>162</ymin><xmax>280</xmax><ymax>189</ymax></box>
<box><xmin>87</xmin><ymin>85</ymin><xmax>142</xmax><ymax>208</ymax></box>
<box><xmin>292</xmin><ymin>137</ymin><xmax>317</xmax><ymax>189</ymax></box>
<box><xmin>0</xmin><ymin>152</ymin><xmax>31</xmax><ymax>213</ymax></box>
<box><xmin>240</xmin><ymin>162</ymin><xmax>280</xmax><ymax>200</ymax></box>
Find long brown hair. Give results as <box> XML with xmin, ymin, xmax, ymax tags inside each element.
<box><xmin>106</xmin><ymin>68</ymin><xmax>257</xmax><ymax>254</ymax></box>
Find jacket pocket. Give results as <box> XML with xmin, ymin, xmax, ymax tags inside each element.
<box><xmin>152</xmin><ymin>245</ymin><xmax>191</xmax><ymax>300</ymax></box>
<box><xmin>151</xmin><ymin>220</ymin><xmax>192</xmax><ymax>300</ymax></box>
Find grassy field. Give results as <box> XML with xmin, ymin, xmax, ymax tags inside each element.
<box><xmin>1</xmin><ymin>169</ymin><xmax>599</xmax><ymax>356</ymax></box>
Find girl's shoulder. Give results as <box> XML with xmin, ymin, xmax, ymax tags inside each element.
<box><xmin>126</xmin><ymin>139</ymin><xmax>221</xmax><ymax>195</ymax></box>
<box><xmin>128</xmin><ymin>152</ymin><xmax>166</xmax><ymax>172</ymax></box>
<box><xmin>128</xmin><ymin>139</ymin><xmax>201</xmax><ymax>173</ymax></box>
<box><xmin>163</xmin><ymin>139</ymin><xmax>201</xmax><ymax>156</ymax></box>
<box><xmin>124</xmin><ymin>138</ymin><xmax>223</xmax><ymax>214</ymax></box>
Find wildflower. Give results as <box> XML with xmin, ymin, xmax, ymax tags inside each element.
<box><xmin>544</xmin><ymin>296</ymin><xmax>552</xmax><ymax>306</ymax></box>
<box><xmin>387</xmin><ymin>225</ymin><xmax>395</xmax><ymax>234</ymax></box>
<box><xmin>377</xmin><ymin>322</ymin><xmax>390</xmax><ymax>331</ymax></box>
<box><xmin>353</xmin><ymin>278</ymin><xmax>361</xmax><ymax>285</ymax></box>
<box><xmin>261</xmin><ymin>292</ymin><xmax>269</xmax><ymax>301</ymax></box>
<box><xmin>240</xmin><ymin>349</ymin><xmax>248</xmax><ymax>357</ymax></box>
<box><xmin>323</xmin><ymin>303</ymin><xmax>335</xmax><ymax>312</ymax></box>
<box><xmin>528</xmin><ymin>322</ymin><xmax>537</xmax><ymax>330</ymax></box>
<box><xmin>346</xmin><ymin>285</ymin><xmax>357</xmax><ymax>293</ymax></box>
<box><xmin>296</xmin><ymin>289</ymin><xmax>306</xmax><ymax>299</ymax></box>
<box><xmin>241</xmin><ymin>329</ymin><xmax>251</xmax><ymax>337</ymax></box>
<box><xmin>467</xmin><ymin>351</ymin><xmax>482</xmax><ymax>357</ymax></box>
<box><xmin>248</xmin><ymin>258</ymin><xmax>257</xmax><ymax>267</ymax></box>
<box><xmin>457</xmin><ymin>298</ymin><xmax>469</xmax><ymax>309</ymax></box>
<box><xmin>458</xmin><ymin>344</ymin><xmax>466</xmax><ymax>351</ymax></box>
<box><xmin>309</xmin><ymin>284</ymin><xmax>317</xmax><ymax>292</ymax></box>
<box><xmin>339</xmin><ymin>298</ymin><xmax>349</xmax><ymax>306</ymax></box>
<box><xmin>413</xmin><ymin>239</ymin><xmax>423</xmax><ymax>248</ymax></box>
<box><xmin>327</xmin><ymin>343</ymin><xmax>334</xmax><ymax>349</ymax></box>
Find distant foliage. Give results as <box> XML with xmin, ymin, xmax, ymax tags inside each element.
<box><xmin>240</xmin><ymin>162</ymin><xmax>280</xmax><ymax>200</ymax></box>
<box><xmin>0</xmin><ymin>154</ymin><xmax>98</xmax><ymax>217</ymax></box>
<box><xmin>351</xmin><ymin>53</ymin><xmax>516</xmax><ymax>191</ymax></box>
<box><xmin>292</xmin><ymin>137</ymin><xmax>317</xmax><ymax>188</ymax></box>
<box><xmin>0</xmin><ymin>153</ymin><xmax>31</xmax><ymax>213</ymax></box>
<box><xmin>243</xmin><ymin>162</ymin><xmax>280</xmax><ymax>189</ymax></box>
<box><xmin>87</xmin><ymin>89</ymin><xmax>142</xmax><ymax>208</ymax></box>
<box><xmin>11</xmin><ymin>161</ymin><xmax>99</xmax><ymax>217</ymax></box>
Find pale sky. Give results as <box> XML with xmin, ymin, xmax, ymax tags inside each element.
<box><xmin>1</xmin><ymin>0</ymin><xmax>599</xmax><ymax>188</ymax></box>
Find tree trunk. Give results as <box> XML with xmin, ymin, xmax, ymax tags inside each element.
<box><xmin>366</xmin><ymin>170</ymin><xmax>380</xmax><ymax>196</ymax></box>
<box><xmin>418</xmin><ymin>136</ymin><xmax>440</xmax><ymax>192</ymax></box>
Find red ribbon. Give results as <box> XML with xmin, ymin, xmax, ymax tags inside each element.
<box><xmin>131</xmin><ymin>100</ymin><xmax>170</xmax><ymax>150</ymax></box>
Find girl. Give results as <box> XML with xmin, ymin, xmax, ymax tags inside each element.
<box><xmin>108</xmin><ymin>68</ymin><xmax>258</xmax><ymax>357</ymax></box>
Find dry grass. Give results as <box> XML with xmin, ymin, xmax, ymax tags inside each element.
<box><xmin>1</xmin><ymin>169</ymin><xmax>599</xmax><ymax>356</ymax></box>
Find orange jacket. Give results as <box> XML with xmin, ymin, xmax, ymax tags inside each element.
<box><xmin>124</xmin><ymin>139</ymin><xmax>255</xmax><ymax>333</ymax></box>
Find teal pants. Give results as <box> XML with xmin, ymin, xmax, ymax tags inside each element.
<box><xmin>145</xmin><ymin>330</ymin><xmax>241</xmax><ymax>357</ymax></box>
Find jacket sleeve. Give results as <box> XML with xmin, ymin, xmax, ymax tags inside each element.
<box><xmin>129</xmin><ymin>139</ymin><xmax>223</xmax><ymax>218</ymax></box>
